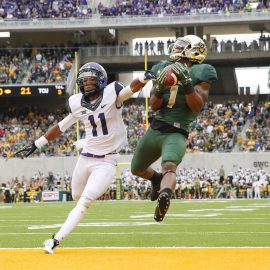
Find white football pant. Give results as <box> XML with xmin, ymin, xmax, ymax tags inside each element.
<box><xmin>54</xmin><ymin>154</ymin><xmax>117</xmax><ymax>241</ymax></box>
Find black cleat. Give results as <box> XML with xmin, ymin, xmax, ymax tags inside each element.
<box><xmin>154</xmin><ymin>192</ymin><xmax>170</xmax><ymax>222</ymax></box>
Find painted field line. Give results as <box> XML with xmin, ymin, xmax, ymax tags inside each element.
<box><xmin>1</xmin><ymin>246</ymin><xmax>270</xmax><ymax>250</ymax></box>
<box><xmin>1</xmin><ymin>231</ymin><xmax>270</xmax><ymax>235</ymax></box>
<box><xmin>0</xmin><ymin>222</ymin><xmax>270</xmax><ymax>228</ymax></box>
<box><xmin>1</xmin><ymin>217</ymin><xmax>270</xmax><ymax>222</ymax></box>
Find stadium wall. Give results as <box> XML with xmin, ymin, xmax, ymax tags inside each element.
<box><xmin>1</xmin><ymin>152</ymin><xmax>269</xmax><ymax>182</ymax></box>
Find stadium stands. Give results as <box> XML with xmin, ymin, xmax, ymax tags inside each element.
<box><xmin>0</xmin><ymin>166</ymin><xmax>269</xmax><ymax>203</ymax></box>
<box><xmin>0</xmin><ymin>0</ymin><xmax>91</xmax><ymax>19</ymax></box>
<box><xmin>0</xmin><ymin>101</ymin><xmax>269</xmax><ymax>159</ymax></box>
<box><xmin>0</xmin><ymin>0</ymin><xmax>268</xmax><ymax>20</ymax></box>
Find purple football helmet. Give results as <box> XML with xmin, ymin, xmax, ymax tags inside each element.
<box><xmin>76</xmin><ymin>62</ymin><xmax>108</xmax><ymax>96</ymax></box>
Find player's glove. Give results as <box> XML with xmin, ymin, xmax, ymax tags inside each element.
<box><xmin>151</xmin><ymin>80</ymin><xmax>165</xmax><ymax>98</ymax></box>
<box><xmin>156</xmin><ymin>68</ymin><xmax>168</xmax><ymax>86</ymax></box>
<box><xmin>172</xmin><ymin>62</ymin><xmax>194</xmax><ymax>94</ymax></box>
<box><xmin>144</xmin><ymin>70</ymin><xmax>156</xmax><ymax>80</ymax></box>
<box><xmin>139</xmin><ymin>70</ymin><xmax>156</xmax><ymax>83</ymax></box>
<box><xmin>15</xmin><ymin>143</ymin><xmax>37</xmax><ymax>158</ymax></box>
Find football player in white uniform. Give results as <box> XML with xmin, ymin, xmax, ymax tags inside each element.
<box><xmin>15</xmin><ymin>62</ymin><xmax>156</xmax><ymax>254</ymax></box>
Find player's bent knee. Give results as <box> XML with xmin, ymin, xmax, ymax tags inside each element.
<box><xmin>77</xmin><ymin>195</ymin><xmax>94</xmax><ymax>212</ymax></box>
<box><xmin>76</xmin><ymin>203</ymin><xmax>88</xmax><ymax>215</ymax></box>
<box><xmin>162</xmin><ymin>161</ymin><xmax>177</xmax><ymax>171</ymax></box>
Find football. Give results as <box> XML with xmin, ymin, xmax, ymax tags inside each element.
<box><xmin>160</xmin><ymin>64</ymin><xmax>178</xmax><ymax>87</ymax></box>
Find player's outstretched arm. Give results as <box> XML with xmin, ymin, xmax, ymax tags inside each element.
<box><xmin>14</xmin><ymin>124</ymin><xmax>62</xmax><ymax>158</ymax></box>
<box><xmin>117</xmin><ymin>71</ymin><xmax>156</xmax><ymax>103</ymax></box>
<box><xmin>131</xmin><ymin>70</ymin><xmax>156</xmax><ymax>92</ymax></box>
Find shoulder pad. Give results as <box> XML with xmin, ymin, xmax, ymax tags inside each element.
<box><xmin>151</xmin><ymin>60</ymin><xmax>173</xmax><ymax>75</ymax></box>
<box><xmin>68</xmin><ymin>93</ymin><xmax>82</xmax><ymax>113</ymax></box>
<box><xmin>190</xmin><ymin>64</ymin><xmax>218</xmax><ymax>84</ymax></box>
<box><xmin>114</xmin><ymin>81</ymin><xmax>126</xmax><ymax>96</ymax></box>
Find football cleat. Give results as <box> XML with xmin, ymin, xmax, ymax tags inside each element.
<box><xmin>154</xmin><ymin>192</ymin><xmax>170</xmax><ymax>222</ymax></box>
<box><xmin>43</xmin><ymin>236</ymin><xmax>59</xmax><ymax>254</ymax></box>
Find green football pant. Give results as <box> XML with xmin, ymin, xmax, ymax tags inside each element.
<box><xmin>131</xmin><ymin>127</ymin><xmax>187</xmax><ymax>172</ymax></box>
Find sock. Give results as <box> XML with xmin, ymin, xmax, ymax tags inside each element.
<box><xmin>150</xmin><ymin>171</ymin><xmax>163</xmax><ymax>185</ymax></box>
<box><xmin>54</xmin><ymin>206</ymin><xmax>87</xmax><ymax>242</ymax></box>
<box><xmin>160</xmin><ymin>188</ymin><xmax>172</xmax><ymax>198</ymax></box>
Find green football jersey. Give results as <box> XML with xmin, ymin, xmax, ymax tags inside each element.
<box><xmin>151</xmin><ymin>61</ymin><xmax>217</xmax><ymax>132</ymax></box>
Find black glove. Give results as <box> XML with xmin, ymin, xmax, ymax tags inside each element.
<box><xmin>142</xmin><ymin>70</ymin><xmax>156</xmax><ymax>81</ymax></box>
<box><xmin>15</xmin><ymin>143</ymin><xmax>37</xmax><ymax>158</ymax></box>
<box><xmin>172</xmin><ymin>62</ymin><xmax>194</xmax><ymax>94</ymax></box>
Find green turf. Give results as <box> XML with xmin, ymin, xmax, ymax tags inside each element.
<box><xmin>0</xmin><ymin>199</ymin><xmax>269</xmax><ymax>248</ymax></box>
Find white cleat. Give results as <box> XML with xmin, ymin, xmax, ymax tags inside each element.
<box><xmin>43</xmin><ymin>237</ymin><xmax>59</xmax><ymax>254</ymax></box>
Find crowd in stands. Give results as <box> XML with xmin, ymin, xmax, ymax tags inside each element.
<box><xmin>0</xmin><ymin>0</ymin><xmax>269</xmax><ymax>21</ymax></box>
<box><xmin>0</xmin><ymin>100</ymin><xmax>269</xmax><ymax>159</ymax></box>
<box><xmin>240</xmin><ymin>102</ymin><xmax>270</xmax><ymax>151</ymax></box>
<box><xmin>118</xmin><ymin>167</ymin><xmax>270</xmax><ymax>200</ymax></box>
<box><xmin>210</xmin><ymin>35</ymin><xmax>270</xmax><ymax>53</ymax></box>
<box><xmin>0</xmin><ymin>0</ymin><xmax>91</xmax><ymax>19</ymax></box>
<box><xmin>97</xmin><ymin>0</ymin><xmax>270</xmax><ymax>16</ymax></box>
<box><xmin>184</xmin><ymin>100</ymin><xmax>269</xmax><ymax>153</ymax></box>
<box><xmin>0</xmin><ymin>167</ymin><xmax>269</xmax><ymax>203</ymax></box>
<box><xmin>133</xmin><ymin>35</ymin><xmax>270</xmax><ymax>57</ymax></box>
<box><xmin>0</xmin><ymin>43</ymin><xmax>75</xmax><ymax>84</ymax></box>
<box><xmin>0</xmin><ymin>107</ymin><xmax>77</xmax><ymax>158</ymax></box>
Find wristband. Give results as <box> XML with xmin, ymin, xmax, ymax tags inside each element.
<box><xmin>34</xmin><ymin>136</ymin><xmax>48</xmax><ymax>149</ymax></box>
<box><xmin>183</xmin><ymin>83</ymin><xmax>195</xmax><ymax>95</ymax></box>
<box><xmin>138</xmin><ymin>73</ymin><xmax>148</xmax><ymax>83</ymax></box>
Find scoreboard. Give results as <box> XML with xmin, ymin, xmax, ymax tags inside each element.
<box><xmin>0</xmin><ymin>84</ymin><xmax>66</xmax><ymax>97</ymax></box>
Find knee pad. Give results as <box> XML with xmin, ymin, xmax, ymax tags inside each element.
<box><xmin>76</xmin><ymin>196</ymin><xmax>94</xmax><ymax>214</ymax></box>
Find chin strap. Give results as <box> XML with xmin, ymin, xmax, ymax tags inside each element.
<box><xmin>83</xmin><ymin>86</ymin><xmax>100</xmax><ymax>97</ymax></box>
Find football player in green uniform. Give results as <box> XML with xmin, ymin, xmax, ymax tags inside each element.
<box><xmin>131</xmin><ymin>35</ymin><xmax>218</xmax><ymax>222</ymax></box>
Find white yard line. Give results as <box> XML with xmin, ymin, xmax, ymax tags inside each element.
<box><xmin>0</xmin><ymin>222</ymin><xmax>269</xmax><ymax>228</ymax></box>
<box><xmin>1</xmin><ymin>232</ymin><xmax>270</xmax><ymax>235</ymax></box>
<box><xmin>0</xmin><ymin>246</ymin><xmax>270</xmax><ymax>250</ymax></box>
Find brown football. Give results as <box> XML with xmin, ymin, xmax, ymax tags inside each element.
<box><xmin>162</xmin><ymin>65</ymin><xmax>178</xmax><ymax>86</ymax></box>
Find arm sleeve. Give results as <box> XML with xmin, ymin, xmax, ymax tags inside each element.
<box><xmin>58</xmin><ymin>113</ymin><xmax>77</xmax><ymax>132</ymax></box>
<box><xmin>116</xmin><ymin>85</ymin><xmax>134</xmax><ymax>103</ymax></box>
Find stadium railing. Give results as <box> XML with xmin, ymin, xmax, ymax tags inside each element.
<box><xmin>0</xmin><ymin>11</ymin><xmax>269</xmax><ymax>31</ymax></box>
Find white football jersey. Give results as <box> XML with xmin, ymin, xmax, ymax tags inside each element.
<box><xmin>67</xmin><ymin>82</ymin><xmax>128</xmax><ymax>155</ymax></box>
